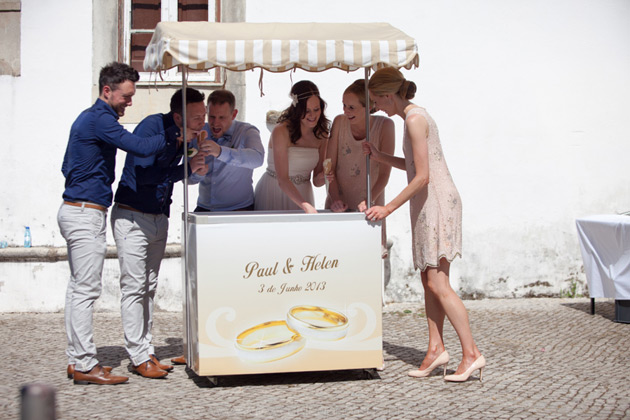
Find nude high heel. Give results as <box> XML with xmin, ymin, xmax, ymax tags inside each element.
<box><xmin>407</xmin><ymin>351</ymin><xmax>449</xmax><ymax>378</ymax></box>
<box><xmin>444</xmin><ymin>355</ymin><xmax>486</xmax><ymax>382</ymax></box>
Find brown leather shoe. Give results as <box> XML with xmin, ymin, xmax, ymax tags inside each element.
<box><xmin>170</xmin><ymin>355</ymin><xmax>187</xmax><ymax>365</ymax></box>
<box><xmin>73</xmin><ymin>365</ymin><xmax>129</xmax><ymax>385</ymax></box>
<box><xmin>132</xmin><ymin>359</ymin><xmax>168</xmax><ymax>379</ymax></box>
<box><xmin>67</xmin><ymin>364</ymin><xmax>112</xmax><ymax>379</ymax></box>
<box><xmin>149</xmin><ymin>354</ymin><xmax>173</xmax><ymax>372</ymax></box>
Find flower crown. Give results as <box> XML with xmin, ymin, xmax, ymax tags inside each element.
<box><xmin>289</xmin><ymin>91</ymin><xmax>318</xmax><ymax>107</ymax></box>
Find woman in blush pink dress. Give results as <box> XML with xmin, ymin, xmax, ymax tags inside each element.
<box><xmin>362</xmin><ymin>67</ymin><xmax>485</xmax><ymax>382</ymax></box>
<box><xmin>325</xmin><ymin>79</ymin><xmax>395</xmax><ymax>257</ymax></box>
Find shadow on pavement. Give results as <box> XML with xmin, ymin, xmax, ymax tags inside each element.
<box><xmin>97</xmin><ymin>338</ymin><xmax>185</xmax><ymax>370</ymax></box>
<box><xmin>383</xmin><ymin>340</ymin><xmax>424</xmax><ymax>367</ymax></box>
<box><xmin>561</xmin><ymin>299</ymin><xmax>615</xmax><ymax>321</ymax></box>
<box><xmin>184</xmin><ymin>367</ymin><xmax>381</xmax><ymax>388</ymax></box>
<box><xmin>154</xmin><ymin>337</ymin><xmax>184</xmax><ymax>361</ymax></box>
<box><xmin>94</xmin><ymin>345</ymin><xmax>128</xmax><ymax>370</ymax></box>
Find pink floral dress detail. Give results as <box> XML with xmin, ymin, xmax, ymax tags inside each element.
<box><xmin>403</xmin><ymin>107</ymin><xmax>462</xmax><ymax>270</ymax></box>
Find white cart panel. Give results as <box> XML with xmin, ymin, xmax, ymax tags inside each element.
<box><xmin>184</xmin><ymin>211</ymin><xmax>383</xmax><ymax>376</ymax></box>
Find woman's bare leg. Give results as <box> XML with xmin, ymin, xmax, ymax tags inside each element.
<box><xmin>418</xmin><ymin>269</ymin><xmax>446</xmax><ymax>369</ymax></box>
<box><xmin>423</xmin><ymin>258</ymin><xmax>481</xmax><ymax>374</ymax></box>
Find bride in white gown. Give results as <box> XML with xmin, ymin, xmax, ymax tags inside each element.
<box><xmin>254</xmin><ymin>81</ymin><xmax>330</xmax><ymax>213</ymax></box>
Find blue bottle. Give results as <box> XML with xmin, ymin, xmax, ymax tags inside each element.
<box><xmin>24</xmin><ymin>226</ymin><xmax>31</xmax><ymax>248</ymax></box>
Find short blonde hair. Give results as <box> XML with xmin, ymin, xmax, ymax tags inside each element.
<box><xmin>368</xmin><ymin>67</ymin><xmax>417</xmax><ymax>100</ymax></box>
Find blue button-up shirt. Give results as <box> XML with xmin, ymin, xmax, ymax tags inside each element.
<box><xmin>61</xmin><ymin>99</ymin><xmax>167</xmax><ymax>207</ymax></box>
<box><xmin>189</xmin><ymin>120</ymin><xmax>264</xmax><ymax>211</ymax></box>
<box><xmin>114</xmin><ymin>112</ymin><xmax>187</xmax><ymax>216</ymax></box>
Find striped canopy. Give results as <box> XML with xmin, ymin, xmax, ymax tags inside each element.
<box><xmin>144</xmin><ymin>22</ymin><xmax>419</xmax><ymax>73</ymax></box>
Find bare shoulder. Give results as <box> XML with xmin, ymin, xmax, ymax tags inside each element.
<box><xmin>380</xmin><ymin>115</ymin><xmax>395</xmax><ymax>129</ymax></box>
<box><xmin>332</xmin><ymin>114</ymin><xmax>346</xmax><ymax>125</ymax></box>
<box><xmin>405</xmin><ymin>111</ymin><xmax>428</xmax><ymax>128</ymax></box>
<box><xmin>270</xmin><ymin>122</ymin><xmax>291</xmax><ymax>148</ymax></box>
<box><xmin>329</xmin><ymin>115</ymin><xmax>345</xmax><ymax>136</ymax></box>
<box><xmin>272</xmin><ymin>121</ymin><xmax>290</xmax><ymax>135</ymax></box>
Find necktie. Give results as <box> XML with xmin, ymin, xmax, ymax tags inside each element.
<box><xmin>217</xmin><ymin>133</ymin><xmax>231</xmax><ymax>145</ymax></box>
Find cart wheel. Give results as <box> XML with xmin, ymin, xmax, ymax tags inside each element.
<box><xmin>362</xmin><ymin>368</ymin><xmax>378</xmax><ymax>379</ymax></box>
<box><xmin>206</xmin><ymin>376</ymin><xmax>220</xmax><ymax>387</ymax></box>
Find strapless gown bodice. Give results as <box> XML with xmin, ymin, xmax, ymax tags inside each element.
<box><xmin>254</xmin><ymin>147</ymin><xmax>319</xmax><ymax>211</ymax></box>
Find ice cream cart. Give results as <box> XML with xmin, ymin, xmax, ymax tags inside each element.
<box><xmin>143</xmin><ymin>22</ymin><xmax>419</xmax><ymax>377</ymax></box>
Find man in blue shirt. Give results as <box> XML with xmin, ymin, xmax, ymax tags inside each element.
<box><xmin>58</xmin><ymin>62</ymin><xmax>178</xmax><ymax>385</ymax></box>
<box><xmin>110</xmin><ymin>88</ymin><xmax>207</xmax><ymax>379</ymax></box>
<box><xmin>189</xmin><ymin>89</ymin><xmax>264</xmax><ymax>211</ymax></box>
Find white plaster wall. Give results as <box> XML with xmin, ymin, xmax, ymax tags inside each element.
<box><xmin>1</xmin><ymin>0</ymin><xmax>629</xmax><ymax>311</ymax></box>
<box><xmin>243</xmin><ymin>0</ymin><xmax>630</xmax><ymax>300</ymax></box>
<box><xmin>0</xmin><ymin>258</ymin><xmax>183</xmax><ymax>312</ymax></box>
<box><xmin>0</xmin><ymin>0</ymin><xmax>93</xmax><ymax>247</ymax></box>
<box><xmin>0</xmin><ymin>0</ymin><xmax>192</xmax><ymax>247</ymax></box>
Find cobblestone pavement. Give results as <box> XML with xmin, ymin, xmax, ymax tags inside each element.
<box><xmin>1</xmin><ymin>298</ymin><xmax>629</xmax><ymax>419</ymax></box>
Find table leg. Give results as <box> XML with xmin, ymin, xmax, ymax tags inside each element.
<box><xmin>590</xmin><ymin>298</ymin><xmax>595</xmax><ymax>315</ymax></box>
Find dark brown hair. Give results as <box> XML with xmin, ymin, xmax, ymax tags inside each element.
<box><xmin>278</xmin><ymin>81</ymin><xmax>330</xmax><ymax>144</ymax></box>
<box><xmin>98</xmin><ymin>62</ymin><xmax>139</xmax><ymax>94</ymax></box>
<box><xmin>170</xmin><ymin>88</ymin><xmax>205</xmax><ymax>115</ymax></box>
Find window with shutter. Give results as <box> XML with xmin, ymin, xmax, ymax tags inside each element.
<box><xmin>120</xmin><ymin>0</ymin><xmax>221</xmax><ymax>84</ymax></box>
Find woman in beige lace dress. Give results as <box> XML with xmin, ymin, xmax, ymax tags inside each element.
<box><xmin>325</xmin><ymin>79</ymin><xmax>395</xmax><ymax>256</ymax></box>
<box><xmin>362</xmin><ymin>67</ymin><xmax>485</xmax><ymax>382</ymax></box>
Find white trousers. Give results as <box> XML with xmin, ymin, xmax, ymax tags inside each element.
<box><xmin>111</xmin><ymin>205</ymin><xmax>168</xmax><ymax>366</ymax></box>
<box><xmin>58</xmin><ymin>202</ymin><xmax>107</xmax><ymax>372</ymax></box>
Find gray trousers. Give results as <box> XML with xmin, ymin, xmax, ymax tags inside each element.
<box><xmin>111</xmin><ymin>205</ymin><xmax>168</xmax><ymax>366</ymax></box>
<box><xmin>58</xmin><ymin>202</ymin><xmax>107</xmax><ymax>372</ymax></box>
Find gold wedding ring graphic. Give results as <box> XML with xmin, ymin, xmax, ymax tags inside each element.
<box><xmin>235</xmin><ymin>320</ymin><xmax>305</xmax><ymax>363</ymax></box>
<box><xmin>286</xmin><ymin>305</ymin><xmax>349</xmax><ymax>341</ymax></box>
<box><xmin>234</xmin><ymin>306</ymin><xmax>349</xmax><ymax>363</ymax></box>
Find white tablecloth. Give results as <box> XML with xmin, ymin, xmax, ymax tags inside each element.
<box><xmin>576</xmin><ymin>214</ymin><xmax>630</xmax><ymax>299</ymax></box>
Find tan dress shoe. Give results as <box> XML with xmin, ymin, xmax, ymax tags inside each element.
<box><xmin>67</xmin><ymin>364</ymin><xmax>112</xmax><ymax>379</ymax></box>
<box><xmin>149</xmin><ymin>354</ymin><xmax>174</xmax><ymax>372</ymax></box>
<box><xmin>132</xmin><ymin>359</ymin><xmax>168</xmax><ymax>379</ymax></box>
<box><xmin>73</xmin><ymin>365</ymin><xmax>129</xmax><ymax>385</ymax></box>
<box><xmin>170</xmin><ymin>355</ymin><xmax>187</xmax><ymax>365</ymax></box>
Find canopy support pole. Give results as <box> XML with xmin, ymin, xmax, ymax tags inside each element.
<box><xmin>364</xmin><ymin>67</ymin><xmax>372</xmax><ymax>209</ymax></box>
<box><xmin>181</xmin><ymin>66</ymin><xmax>192</xmax><ymax>365</ymax></box>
